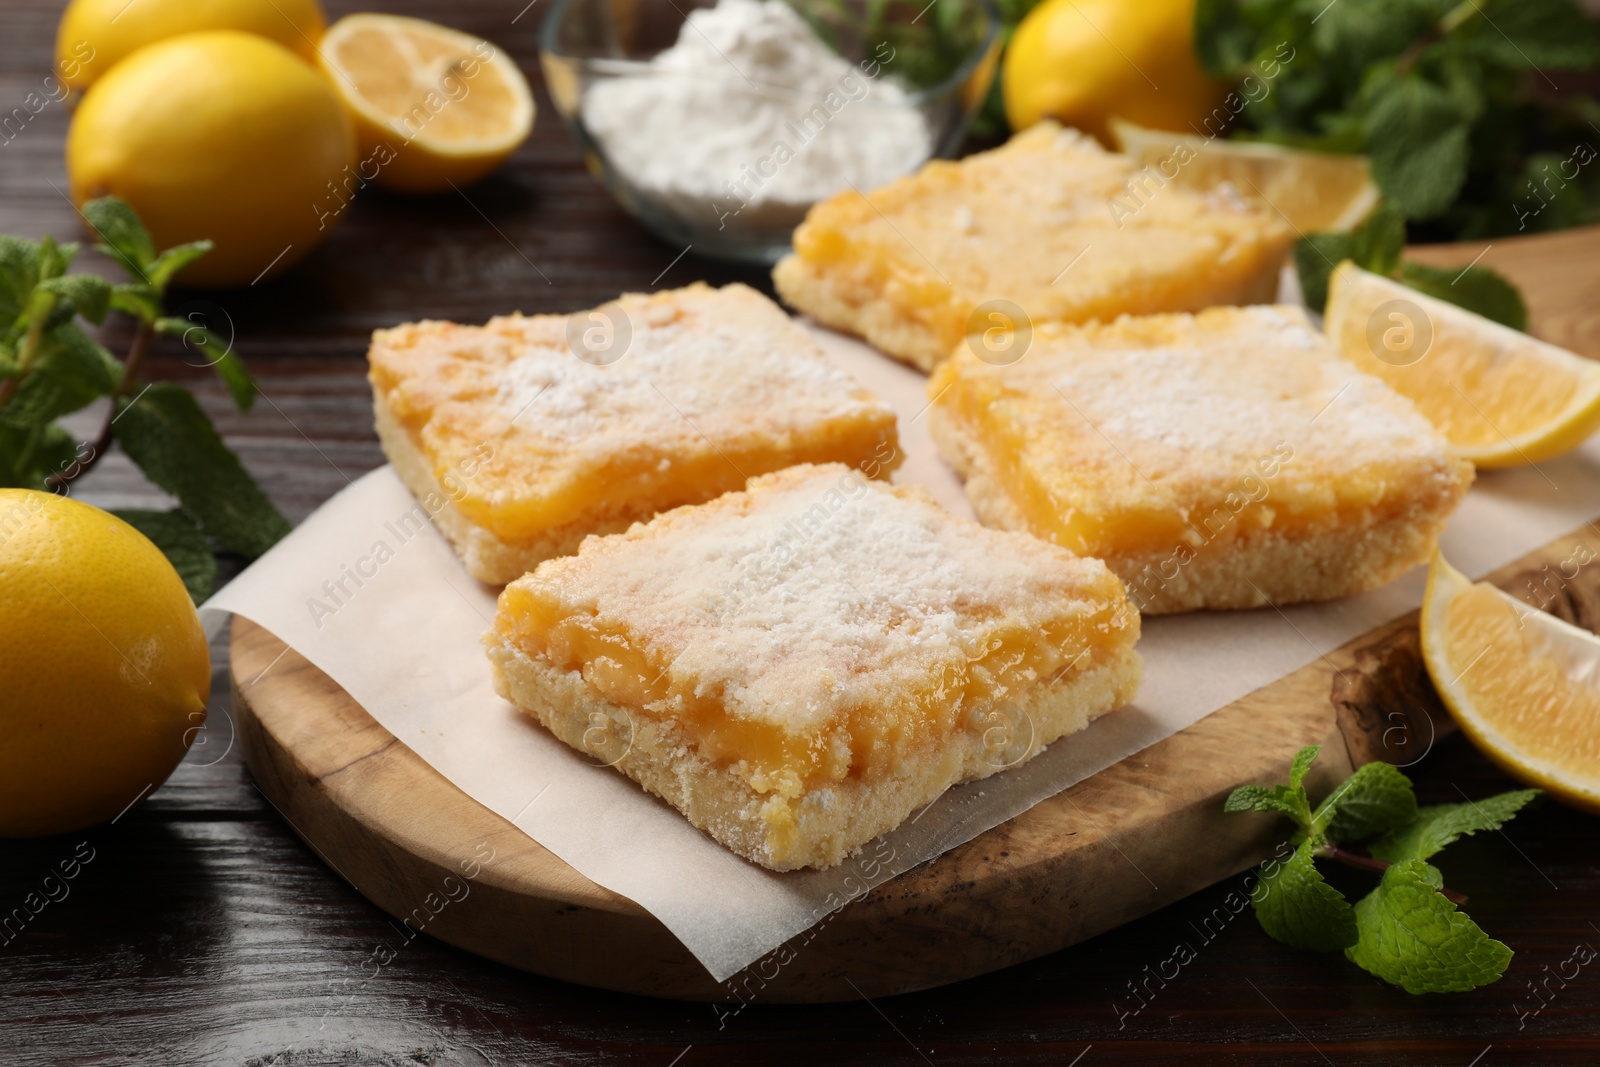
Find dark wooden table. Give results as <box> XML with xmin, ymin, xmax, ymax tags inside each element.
<box><xmin>4</xmin><ymin>2</ymin><xmax>1599</xmax><ymax>1063</ymax></box>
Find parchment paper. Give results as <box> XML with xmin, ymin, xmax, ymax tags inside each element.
<box><xmin>202</xmin><ymin>321</ymin><xmax>1600</xmax><ymax>984</ymax></box>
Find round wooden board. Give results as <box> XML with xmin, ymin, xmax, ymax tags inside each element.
<box><xmin>232</xmin><ymin>614</ymin><xmax>1356</xmax><ymax>1003</ymax></box>
<box><xmin>231</xmin><ymin>227</ymin><xmax>1600</xmax><ymax>1003</ymax></box>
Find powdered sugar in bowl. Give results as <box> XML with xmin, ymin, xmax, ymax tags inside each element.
<box><xmin>539</xmin><ymin>0</ymin><xmax>1000</xmax><ymax>262</ymax></box>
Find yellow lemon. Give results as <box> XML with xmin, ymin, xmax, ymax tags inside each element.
<box><xmin>1004</xmin><ymin>0</ymin><xmax>1228</xmax><ymax>147</ymax></box>
<box><xmin>1421</xmin><ymin>551</ymin><xmax>1600</xmax><ymax>814</ymax></box>
<box><xmin>1110</xmin><ymin>118</ymin><xmax>1379</xmax><ymax>233</ymax></box>
<box><xmin>0</xmin><ymin>490</ymin><xmax>210</xmax><ymax>837</ymax></box>
<box><xmin>319</xmin><ymin>14</ymin><xmax>535</xmax><ymax>194</ymax></box>
<box><xmin>66</xmin><ymin>31</ymin><xmax>355</xmax><ymax>288</ymax></box>
<box><xmin>55</xmin><ymin>0</ymin><xmax>326</xmax><ymax>91</ymax></box>
<box><xmin>1325</xmin><ymin>262</ymin><xmax>1600</xmax><ymax>467</ymax></box>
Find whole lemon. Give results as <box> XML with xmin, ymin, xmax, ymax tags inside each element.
<box><xmin>55</xmin><ymin>0</ymin><xmax>327</xmax><ymax>91</ymax></box>
<box><xmin>1003</xmin><ymin>0</ymin><xmax>1228</xmax><ymax>147</ymax></box>
<box><xmin>66</xmin><ymin>31</ymin><xmax>355</xmax><ymax>288</ymax></box>
<box><xmin>0</xmin><ymin>490</ymin><xmax>210</xmax><ymax>838</ymax></box>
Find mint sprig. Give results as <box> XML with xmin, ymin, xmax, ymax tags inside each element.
<box><xmin>0</xmin><ymin>197</ymin><xmax>287</xmax><ymax>600</ymax></box>
<box><xmin>1226</xmin><ymin>745</ymin><xmax>1539</xmax><ymax>993</ymax></box>
<box><xmin>1295</xmin><ymin>202</ymin><xmax>1528</xmax><ymax>329</ymax></box>
<box><xmin>1195</xmin><ymin>0</ymin><xmax>1600</xmax><ymax>239</ymax></box>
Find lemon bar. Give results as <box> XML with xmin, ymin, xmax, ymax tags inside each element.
<box><xmin>485</xmin><ymin>463</ymin><xmax>1142</xmax><ymax>871</ymax></box>
<box><xmin>773</xmin><ymin>122</ymin><xmax>1295</xmax><ymax>372</ymax></box>
<box><xmin>927</xmin><ymin>306</ymin><xmax>1475</xmax><ymax>614</ymax></box>
<box><xmin>369</xmin><ymin>283</ymin><xmax>900</xmax><ymax>584</ymax></box>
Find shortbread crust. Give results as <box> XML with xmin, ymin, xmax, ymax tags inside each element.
<box><xmin>369</xmin><ymin>283</ymin><xmax>900</xmax><ymax>584</ymax></box>
<box><xmin>773</xmin><ymin>122</ymin><xmax>1294</xmax><ymax>371</ymax></box>
<box><xmin>927</xmin><ymin>305</ymin><xmax>1474</xmax><ymax>613</ymax></box>
<box><xmin>486</xmin><ymin>463</ymin><xmax>1143</xmax><ymax>870</ymax></box>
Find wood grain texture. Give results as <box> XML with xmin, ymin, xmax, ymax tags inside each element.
<box><xmin>224</xmin><ymin>519</ymin><xmax>1600</xmax><ymax>1003</ymax></box>
<box><xmin>4</xmin><ymin>0</ymin><xmax>1600</xmax><ymax>1059</ymax></box>
<box><xmin>230</xmin><ymin>616</ymin><xmax>1348</xmax><ymax>1003</ymax></box>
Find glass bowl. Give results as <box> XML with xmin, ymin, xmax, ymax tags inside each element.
<box><xmin>539</xmin><ymin>0</ymin><xmax>1000</xmax><ymax>263</ymax></box>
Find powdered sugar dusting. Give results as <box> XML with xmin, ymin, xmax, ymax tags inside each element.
<box><xmin>522</xmin><ymin>464</ymin><xmax>1127</xmax><ymax>734</ymax></box>
<box><xmin>1037</xmin><ymin>306</ymin><xmax>1454</xmax><ymax>471</ymax></box>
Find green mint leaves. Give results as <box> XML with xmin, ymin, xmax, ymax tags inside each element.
<box><xmin>1226</xmin><ymin>744</ymin><xmax>1539</xmax><ymax>993</ymax></box>
<box><xmin>0</xmin><ymin>197</ymin><xmax>286</xmax><ymax>600</ymax></box>
<box><xmin>1195</xmin><ymin>0</ymin><xmax>1600</xmax><ymax>239</ymax></box>
<box><xmin>1253</xmin><ymin>838</ymin><xmax>1359</xmax><ymax>952</ymax></box>
<box><xmin>1346</xmin><ymin>860</ymin><xmax>1513</xmax><ymax>994</ymax></box>
<box><xmin>1295</xmin><ymin>202</ymin><xmax>1528</xmax><ymax>328</ymax></box>
<box><xmin>1370</xmin><ymin>789</ymin><xmax>1542</xmax><ymax>864</ymax></box>
<box><xmin>112</xmin><ymin>384</ymin><xmax>290</xmax><ymax>559</ymax></box>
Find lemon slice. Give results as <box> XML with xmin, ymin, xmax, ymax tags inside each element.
<box><xmin>1108</xmin><ymin>118</ymin><xmax>1378</xmax><ymax>233</ymax></box>
<box><xmin>1421</xmin><ymin>550</ymin><xmax>1600</xmax><ymax>813</ymax></box>
<box><xmin>1326</xmin><ymin>262</ymin><xmax>1600</xmax><ymax>468</ymax></box>
<box><xmin>319</xmin><ymin>14</ymin><xmax>534</xmax><ymax>193</ymax></box>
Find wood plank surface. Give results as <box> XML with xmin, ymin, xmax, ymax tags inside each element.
<box><xmin>2</xmin><ymin>0</ymin><xmax>1599</xmax><ymax>1060</ymax></box>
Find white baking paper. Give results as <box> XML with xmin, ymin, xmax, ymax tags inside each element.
<box><xmin>203</xmin><ymin>322</ymin><xmax>1600</xmax><ymax>984</ymax></box>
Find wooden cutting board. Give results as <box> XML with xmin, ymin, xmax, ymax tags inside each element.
<box><xmin>231</xmin><ymin>226</ymin><xmax>1600</xmax><ymax>1004</ymax></box>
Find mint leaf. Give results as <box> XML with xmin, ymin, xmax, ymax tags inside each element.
<box><xmin>1397</xmin><ymin>262</ymin><xmax>1528</xmax><ymax>330</ymax></box>
<box><xmin>1253</xmin><ymin>837</ymin><xmax>1359</xmax><ymax>952</ymax></box>
<box><xmin>1315</xmin><ymin>760</ymin><xmax>1418</xmax><ymax>843</ymax></box>
<box><xmin>1346</xmin><ymin>859</ymin><xmax>1512</xmax><ymax>993</ymax></box>
<box><xmin>112</xmin><ymin>507</ymin><xmax>217</xmax><ymax>602</ymax></box>
<box><xmin>1312</xmin><ymin>0</ymin><xmax>1434</xmax><ymax>71</ymax></box>
<box><xmin>1224</xmin><ymin>783</ymin><xmax>1306</xmax><ymax>821</ymax></box>
<box><xmin>109</xmin><ymin>282</ymin><xmax>162</xmax><ymax>322</ymax></box>
<box><xmin>1226</xmin><ymin>744</ymin><xmax>1318</xmax><ymax>831</ymax></box>
<box><xmin>1364</xmin><ymin>76</ymin><xmax>1470</xmax><ymax>220</ymax></box>
<box><xmin>82</xmin><ymin>197</ymin><xmax>156</xmax><ymax>278</ymax></box>
<box><xmin>1454</xmin><ymin>0</ymin><xmax>1600</xmax><ymax>71</ymax></box>
<box><xmin>1288</xmin><ymin>744</ymin><xmax>1319</xmax><ymax>790</ymax></box>
<box><xmin>0</xmin><ymin>420</ymin><xmax>77</xmax><ymax>489</ymax></box>
<box><xmin>0</xmin><ymin>234</ymin><xmax>43</xmax><ymax>324</ymax></box>
<box><xmin>1353</xmin><ymin>202</ymin><xmax>1406</xmax><ymax>278</ymax></box>
<box><xmin>154</xmin><ymin>316</ymin><xmax>255</xmax><ymax>411</ymax></box>
<box><xmin>0</xmin><ymin>322</ymin><xmax>119</xmax><ymax>424</ymax></box>
<box><xmin>1296</xmin><ymin>203</ymin><xmax>1406</xmax><ymax>311</ymax></box>
<box><xmin>1224</xmin><ymin>784</ymin><xmax>1283</xmax><ymax>813</ymax></box>
<box><xmin>1193</xmin><ymin>0</ymin><xmax>1261</xmax><ymax>75</ymax></box>
<box><xmin>1370</xmin><ymin>789</ymin><xmax>1540</xmax><ymax>864</ymax></box>
<box><xmin>111</xmin><ymin>382</ymin><xmax>290</xmax><ymax>558</ymax></box>
<box><xmin>1295</xmin><ymin>234</ymin><xmax>1357</xmax><ymax>312</ymax></box>
<box><xmin>147</xmin><ymin>241</ymin><xmax>213</xmax><ymax>291</ymax></box>
<box><xmin>38</xmin><ymin>273</ymin><xmax>112</xmax><ymax>325</ymax></box>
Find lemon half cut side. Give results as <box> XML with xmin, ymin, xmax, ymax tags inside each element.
<box><xmin>1421</xmin><ymin>550</ymin><xmax>1600</xmax><ymax>814</ymax></box>
<box><xmin>319</xmin><ymin>13</ymin><xmax>535</xmax><ymax>193</ymax></box>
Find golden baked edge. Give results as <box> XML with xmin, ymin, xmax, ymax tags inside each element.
<box><xmin>927</xmin><ymin>404</ymin><xmax>1472</xmax><ymax>614</ymax></box>
<box><xmin>373</xmin><ymin>392</ymin><xmax>648</xmax><ymax>585</ymax></box>
<box><xmin>485</xmin><ymin>632</ymin><xmax>1142</xmax><ymax>872</ymax></box>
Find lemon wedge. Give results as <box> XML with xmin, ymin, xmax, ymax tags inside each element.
<box><xmin>1421</xmin><ymin>550</ymin><xmax>1600</xmax><ymax>813</ymax></box>
<box><xmin>1109</xmin><ymin>118</ymin><xmax>1378</xmax><ymax>233</ymax></box>
<box><xmin>319</xmin><ymin>13</ymin><xmax>534</xmax><ymax>193</ymax></box>
<box><xmin>1326</xmin><ymin>262</ymin><xmax>1600</xmax><ymax>467</ymax></box>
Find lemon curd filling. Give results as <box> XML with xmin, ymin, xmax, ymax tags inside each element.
<box><xmin>927</xmin><ymin>305</ymin><xmax>1474</xmax><ymax>613</ymax></box>
<box><xmin>437</xmin><ymin>414</ymin><xmax>896</xmax><ymax>543</ymax></box>
<box><xmin>496</xmin><ymin>583</ymin><xmax>1133</xmax><ymax>797</ymax></box>
<box><xmin>367</xmin><ymin>284</ymin><xmax>900</xmax><ymax>582</ymax></box>
<box><xmin>939</xmin><ymin>366</ymin><xmax>1423</xmax><ymax>561</ymax></box>
<box><xmin>485</xmin><ymin>463</ymin><xmax>1144</xmax><ymax>869</ymax></box>
<box><xmin>774</xmin><ymin>121</ymin><xmax>1294</xmax><ymax>372</ymax></box>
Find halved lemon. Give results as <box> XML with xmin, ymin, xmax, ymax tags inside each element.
<box><xmin>1109</xmin><ymin>118</ymin><xmax>1378</xmax><ymax>233</ymax></box>
<box><xmin>319</xmin><ymin>14</ymin><xmax>534</xmax><ymax>193</ymax></box>
<box><xmin>1326</xmin><ymin>263</ymin><xmax>1600</xmax><ymax>468</ymax></box>
<box><xmin>1421</xmin><ymin>550</ymin><xmax>1600</xmax><ymax>814</ymax></box>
